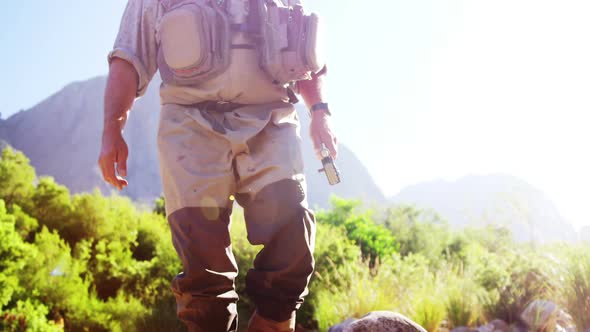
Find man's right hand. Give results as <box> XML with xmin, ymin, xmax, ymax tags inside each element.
<box><xmin>98</xmin><ymin>125</ymin><xmax>129</xmax><ymax>191</ymax></box>
<box><xmin>99</xmin><ymin>58</ymin><xmax>139</xmax><ymax>191</ymax></box>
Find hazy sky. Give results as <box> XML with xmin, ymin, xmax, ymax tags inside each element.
<box><xmin>1</xmin><ymin>1</ymin><xmax>589</xmax><ymax>229</ymax></box>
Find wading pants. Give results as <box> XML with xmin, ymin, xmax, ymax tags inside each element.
<box><xmin>157</xmin><ymin>102</ymin><xmax>316</xmax><ymax>332</ymax></box>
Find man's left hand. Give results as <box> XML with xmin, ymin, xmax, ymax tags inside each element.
<box><xmin>310</xmin><ymin>110</ymin><xmax>338</xmax><ymax>160</ymax></box>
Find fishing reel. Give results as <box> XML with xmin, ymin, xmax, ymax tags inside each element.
<box><xmin>318</xmin><ymin>144</ymin><xmax>341</xmax><ymax>185</ymax></box>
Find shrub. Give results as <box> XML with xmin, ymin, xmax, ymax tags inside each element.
<box><xmin>0</xmin><ymin>147</ymin><xmax>35</xmax><ymax>209</ymax></box>
<box><xmin>311</xmin><ymin>252</ymin><xmax>440</xmax><ymax>332</ymax></box>
<box><xmin>1</xmin><ymin>299</ymin><xmax>62</xmax><ymax>332</ymax></box>
<box><xmin>135</xmin><ymin>295</ymin><xmax>185</xmax><ymax>332</ymax></box>
<box><xmin>9</xmin><ymin>204</ymin><xmax>38</xmax><ymax>241</ymax></box>
<box><xmin>479</xmin><ymin>250</ymin><xmax>555</xmax><ymax>323</ymax></box>
<box><xmin>5</xmin><ymin>149</ymin><xmax>590</xmax><ymax>332</ymax></box>
<box><xmin>64</xmin><ymin>293</ymin><xmax>149</xmax><ymax>332</ymax></box>
<box><xmin>406</xmin><ymin>261</ymin><xmax>448</xmax><ymax>332</ymax></box>
<box><xmin>317</xmin><ymin>198</ymin><xmax>398</xmax><ymax>263</ymax></box>
<box><xmin>558</xmin><ymin>246</ymin><xmax>590</xmax><ymax>330</ymax></box>
<box><xmin>384</xmin><ymin>204</ymin><xmax>451</xmax><ymax>266</ymax></box>
<box><xmin>30</xmin><ymin>177</ymin><xmax>72</xmax><ymax>236</ymax></box>
<box><xmin>312</xmin><ymin>258</ymin><xmax>401</xmax><ymax>331</ymax></box>
<box><xmin>0</xmin><ymin>200</ymin><xmax>31</xmax><ymax>308</ymax></box>
<box><xmin>301</xmin><ymin>222</ymin><xmax>361</xmax><ymax>329</ymax></box>
<box><xmin>444</xmin><ymin>271</ymin><xmax>484</xmax><ymax>328</ymax></box>
<box><xmin>65</xmin><ymin>191</ymin><xmax>138</xmax><ymax>247</ymax></box>
<box><xmin>411</xmin><ymin>295</ymin><xmax>446</xmax><ymax>332</ymax></box>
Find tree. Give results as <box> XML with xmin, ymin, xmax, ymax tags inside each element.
<box><xmin>153</xmin><ymin>195</ymin><xmax>165</xmax><ymax>216</ymax></box>
<box><xmin>0</xmin><ymin>147</ymin><xmax>35</xmax><ymax>208</ymax></box>
<box><xmin>317</xmin><ymin>198</ymin><xmax>398</xmax><ymax>263</ymax></box>
<box><xmin>0</xmin><ymin>200</ymin><xmax>30</xmax><ymax>308</ymax></box>
<box><xmin>30</xmin><ymin>177</ymin><xmax>72</xmax><ymax>235</ymax></box>
<box><xmin>9</xmin><ymin>204</ymin><xmax>38</xmax><ymax>241</ymax></box>
<box><xmin>384</xmin><ymin>204</ymin><xmax>451</xmax><ymax>264</ymax></box>
<box><xmin>64</xmin><ymin>190</ymin><xmax>137</xmax><ymax>247</ymax></box>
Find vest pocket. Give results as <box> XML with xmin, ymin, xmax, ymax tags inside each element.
<box><xmin>256</xmin><ymin>3</ymin><xmax>325</xmax><ymax>86</ymax></box>
<box><xmin>157</xmin><ymin>2</ymin><xmax>230</xmax><ymax>86</ymax></box>
<box><xmin>160</xmin><ymin>7</ymin><xmax>208</xmax><ymax>74</ymax></box>
<box><xmin>300</xmin><ymin>13</ymin><xmax>325</xmax><ymax>75</ymax></box>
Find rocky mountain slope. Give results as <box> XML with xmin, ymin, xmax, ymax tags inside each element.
<box><xmin>390</xmin><ymin>174</ymin><xmax>577</xmax><ymax>242</ymax></box>
<box><xmin>0</xmin><ymin>76</ymin><xmax>385</xmax><ymax>209</ymax></box>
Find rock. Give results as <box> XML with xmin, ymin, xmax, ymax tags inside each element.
<box><xmin>332</xmin><ymin>311</ymin><xmax>427</xmax><ymax>332</ymax></box>
<box><xmin>521</xmin><ymin>300</ymin><xmax>575</xmax><ymax>331</ymax></box>
<box><xmin>489</xmin><ymin>319</ymin><xmax>510</xmax><ymax>332</ymax></box>
<box><xmin>477</xmin><ymin>319</ymin><xmax>509</xmax><ymax>332</ymax></box>
<box><xmin>509</xmin><ymin>321</ymin><xmax>528</xmax><ymax>332</ymax></box>
<box><xmin>450</xmin><ymin>327</ymin><xmax>477</xmax><ymax>332</ymax></box>
<box><xmin>328</xmin><ymin>318</ymin><xmax>357</xmax><ymax>332</ymax></box>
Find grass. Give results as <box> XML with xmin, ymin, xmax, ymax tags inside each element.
<box><xmin>559</xmin><ymin>246</ymin><xmax>590</xmax><ymax>330</ymax></box>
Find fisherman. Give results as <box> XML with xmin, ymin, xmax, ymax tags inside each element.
<box><xmin>98</xmin><ymin>0</ymin><xmax>337</xmax><ymax>331</ymax></box>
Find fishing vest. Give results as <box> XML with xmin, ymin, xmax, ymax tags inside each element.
<box><xmin>156</xmin><ymin>0</ymin><xmax>325</xmax><ymax>87</ymax></box>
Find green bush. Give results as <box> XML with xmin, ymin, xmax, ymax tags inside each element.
<box><xmin>9</xmin><ymin>204</ymin><xmax>38</xmax><ymax>241</ymax></box>
<box><xmin>311</xmin><ymin>252</ymin><xmax>449</xmax><ymax>332</ymax></box>
<box><xmin>384</xmin><ymin>205</ymin><xmax>451</xmax><ymax>266</ymax></box>
<box><xmin>1</xmin><ymin>299</ymin><xmax>62</xmax><ymax>332</ymax></box>
<box><xmin>64</xmin><ymin>191</ymin><xmax>138</xmax><ymax>247</ymax></box>
<box><xmin>301</xmin><ymin>222</ymin><xmax>361</xmax><ymax>329</ymax></box>
<box><xmin>558</xmin><ymin>246</ymin><xmax>590</xmax><ymax>330</ymax></box>
<box><xmin>317</xmin><ymin>198</ymin><xmax>398</xmax><ymax>263</ymax></box>
<box><xmin>0</xmin><ymin>199</ymin><xmax>30</xmax><ymax>309</ymax></box>
<box><xmin>411</xmin><ymin>295</ymin><xmax>446</xmax><ymax>332</ymax></box>
<box><xmin>29</xmin><ymin>177</ymin><xmax>72</xmax><ymax>236</ymax></box>
<box><xmin>478</xmin><ymin>250</ymin><xmax>555</xmax><ymax>323</ymax></box>
<box><xmin>0</xmin><ymin>147</ymin><xmax>35</xmax><ymax>209</ymax></box>
<box><xmin>311</xmin><ymin>258</ymin><xmax>402</xmax><ymax>331</ymax></box>
<box><xmin>444</xmin><ymin>271</ymin><xmax>484</xmax><ymax>328</ymax></box>
<box><xmin>4</xmin><ymin>147</ymin><xmax>590</xmax><ymax>332</ymax></box>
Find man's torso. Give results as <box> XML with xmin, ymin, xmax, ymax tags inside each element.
<box><xmin>130</xmin><ymin>0</ymin><xmax>301</xmax><ymax>105</ymax></box>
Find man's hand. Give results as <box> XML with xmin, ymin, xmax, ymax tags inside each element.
<box><xmin>98</xmin><ymin>121</ymin><xmax>129</xmax><ymax>191</ymax></box>
<box><xmin>310</xmin><ymin>110</ymin><xmax>338</xmax><ymax>160</ymax></box>
<box><xmin>98</xmin><ymin>58</ymin><xmax>138</xmax><ymax>191</ymax></box>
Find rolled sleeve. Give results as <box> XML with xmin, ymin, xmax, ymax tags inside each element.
<box><xmin>107</xmin><ymin>48</ymin><xmax>151</xmax><ymax>96</ymax></box>
<box><xmin>109</xmin><ymin>0</ymin><xmax>159</xmax><ymax>97</ymax></box>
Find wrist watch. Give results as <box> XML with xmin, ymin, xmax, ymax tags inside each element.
<box><xmin>310</xmin><ymin>102</ymin><xmax>331</xmax><ymax>115</ymax></box>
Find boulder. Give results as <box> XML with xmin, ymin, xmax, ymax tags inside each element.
<box><xmin>329</xmin><ymin>311</ymin><xmax>427</xmax><ymax>332</ymax></box>
<box><xmin>450</xmin><ymin>327</ymin><xmax>477</xmax><ymax>332</ymax></box>
<box><xmin>477</xmin><ymin>319</ymin><xmax>509</xmax><ymax>332</ymax></box>
<box><xmin>520</xmin><ymin>300</ymin><xmax>575</xmax><ymax>331</ymax></box>
<box><xmin>328</xmin><ymin>318</ymin><xmax>357</xmax><ymax>332</ymax></box>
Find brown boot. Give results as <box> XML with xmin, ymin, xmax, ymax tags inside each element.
<box><xmin>247</xmin><ymin>311</ymin><xmax>296</xmax><ymax>332</ymax></box>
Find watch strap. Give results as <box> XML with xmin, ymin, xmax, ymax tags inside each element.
<box><xmin>310</xmin><ymin>102</ymin><xmax>331</xmax><ymax>115</ymax></box>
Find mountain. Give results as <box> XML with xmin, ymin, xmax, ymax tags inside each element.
<box><xmin>390</xmin><ymin>174</ymin><xmax>577</xmax><ymax>243</ymax></box>
<box><xmin>0</xmin><ymin>139</ymin><xmax>8</xmax><ymax>151</ymax></box>
<box><xmin>0</xmin><ymin>76</ymin><xmax>385</xmax><ymax>209</ymax></box>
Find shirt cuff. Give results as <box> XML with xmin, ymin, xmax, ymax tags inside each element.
<box><xmin>107</xmin><ymin>48</ymin><xmax>150</xmax><ymax>97</ymax></box>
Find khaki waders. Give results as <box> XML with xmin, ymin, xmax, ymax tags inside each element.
<box><xmin>158</xmin><ymin>101</ymin><xmax>316</xmax><ymax>331</ymax></box>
